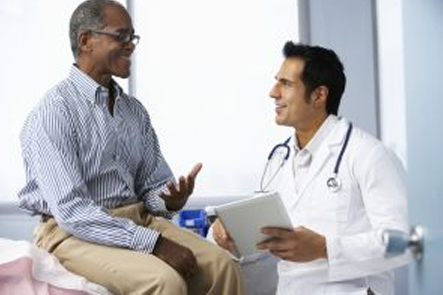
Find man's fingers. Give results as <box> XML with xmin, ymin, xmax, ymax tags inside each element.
<box><xmin>261</xmin><ymin>226</ymin><xmax>293</xmax><ymax>237</ymax></box>
<box><xmin>189</xmin><ymin>163</ymin><xmax>203</xmax><ymax>179</ymax></box>
<box><xmin>187</xmin><ymin>176</ymin><xmax>195</xmax><ymax>195</ymax></box>
<box><xmin>186</xmin><ymin>163</ymin><xmax>202</xmax><ymax>195</ymax></box>
<box><xmin>180</xmin><ymin>253</ymin><xmax>198</xmax><ymax>280</ymax></box>
<box><xmin>167</xmin><ymin>181</ymin><xmax>178</xmax><ymax>195</ymax></box>
<box><xmin>213</xmin><ymin>219</ymin><xmax>235</xmax><ymax>251</ymax></box>
<box><xmin>178</xmin><ymin>176</ymin><xmax>187</xmax><ymax>195</ymax></box>
<box><xmin>257</xmin><ymin>235</ymin><xmax>289</xmax><ymax>251</ymax></box>
<box><xmin>213</xmin><ymin>219</ymin><xmax>228</xmax><ymax>237</ymax></box>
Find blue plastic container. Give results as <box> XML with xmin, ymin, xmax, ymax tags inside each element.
<box><xmin>178</xmin><ymin>210</ymin><xmax>208</xmax><ymax>236</ymax></box>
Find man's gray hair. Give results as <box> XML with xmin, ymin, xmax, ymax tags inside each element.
<box><xmin>69</xmin><ymin>0</ymin><xmax>124</xmax><ymax>58</ymax></box>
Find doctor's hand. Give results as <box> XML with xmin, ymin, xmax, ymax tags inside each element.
<box><xmin>160</xmin><ymin>163</ymin><xmax>203</xmax><ymax>211</ymax></box>
<box><xmin>257</xmin><ymin>226</ymin><xmax>327</xmax><ymax>262</ymax></box>
<box><xmin>212</xmin><ymin>218</ymin><xmax>238</xmax><ymax>254</ymax></box>
<box><xmin>152</xmin><ymin>235</ymin><xmax>198</xmax><ymax>281</ymax></box>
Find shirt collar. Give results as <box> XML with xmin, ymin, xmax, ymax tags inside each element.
<box><xmin>68</xmin><ymin>64</ymin><xmax>124</xmax><ymax>105</ymax></box>
<box><xmin>293</xmin><ymin>115</ymin><xmax>339</xmax><ymax>157</ymax></box>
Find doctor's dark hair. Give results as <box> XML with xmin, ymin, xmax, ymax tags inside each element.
<box><xmin>69</xmin><ymin>0</ymin><xmax>125</xmax><ymax>58</ymax></box>
<box><xmin>282</xmin><ymin>41</ymin><xmax>346</xmax><ymax>115</ymax></box>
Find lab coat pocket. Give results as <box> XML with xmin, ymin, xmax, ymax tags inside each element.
<box><xmin>308</xmin><ymin>177</ymin><xmax>352</xmax><ymax>225</ymax></box>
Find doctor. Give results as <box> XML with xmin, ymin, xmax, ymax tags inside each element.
<box><xmin>212</xmin><ymin>42</ymin><xmax>408</xmax><ymax>294</ymax></box>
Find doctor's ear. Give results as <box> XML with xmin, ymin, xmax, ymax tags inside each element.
<box><xmin>311</xmin><ymin>86</ymin><xmax>329</xmax><ymax>108</ymax></box>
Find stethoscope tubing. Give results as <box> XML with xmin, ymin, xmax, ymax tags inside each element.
<box><xmin>266</xmin><ymin>137</ymin><xmax>291</xmax><ymax>161</ymax></box>
<box><xmin>260</xmin><ymin>122</ymin><xmax>353</xmax><ymax>193</ymax></box>
<box><xmin>333</xmin><ymin>123</ymin><xmax>353</xmax><ymax>175</ymax></box>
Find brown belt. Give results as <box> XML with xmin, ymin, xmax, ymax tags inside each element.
<box><xmin>40</xmin><ymin>214</ymin><xmax>53</xmax><ymax>222</ymax></box>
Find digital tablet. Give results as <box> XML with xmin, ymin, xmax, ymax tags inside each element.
<box><xmin>214</xmin><ymin>191</ymin><xmax>292</xmax><ymax>257</ymax></box>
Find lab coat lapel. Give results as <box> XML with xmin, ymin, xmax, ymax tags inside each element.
<box><xmin>296</xmin><ymin>120</ymin><xmax>348</xmax><ymax>197</ymax></box>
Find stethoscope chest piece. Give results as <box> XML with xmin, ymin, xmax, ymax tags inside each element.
<box><xmin>326</xmin><ymin>174</ymin><xmax>341</xmax><ymax>193</ymax></box>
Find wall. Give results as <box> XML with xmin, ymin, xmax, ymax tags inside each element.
<box><xmin>299</xmin><ymin>0</ymin><xmax>379</xmax><ymax>137</ymax></box>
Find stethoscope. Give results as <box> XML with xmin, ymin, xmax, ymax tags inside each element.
<box><xmin>259</xmin><ymin>122</ymin><xmax>353</xmax><ymax>193</ymax></box>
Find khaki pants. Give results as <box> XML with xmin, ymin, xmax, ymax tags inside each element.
<box><xmin>33</xmin><ymin>203</ymin><xmax>244</xmax><ymax>295</ymax></box>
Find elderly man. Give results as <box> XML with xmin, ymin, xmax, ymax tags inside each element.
<box><xmin>18</xmin><ymin>0</ymin><xmax>244</xmax><ymax>294</ymax></box>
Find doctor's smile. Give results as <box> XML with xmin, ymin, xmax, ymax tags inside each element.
<box><xmin>274</xmin><ymin>104</ymin><xmax>287</xmax><ymax>113</ymax></box>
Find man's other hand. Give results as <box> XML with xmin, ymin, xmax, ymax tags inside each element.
<box><xmin>152</xmin><ymin>236</ymin><xmax>198</xmax><ymax>281</ymax></box>
<box><xmin>160</xmin><ymin>163</ymin><xmax>203</xmax><ymax>211</ymax></box>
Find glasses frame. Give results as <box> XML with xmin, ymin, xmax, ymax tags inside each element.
<box><xmin>91</xmin><ymin>30</ymin><xmax>140</xmax><ymax>46</ymax></box>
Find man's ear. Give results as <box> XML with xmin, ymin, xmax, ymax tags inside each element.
<box><xmin>311</xmin><ymin>86</ymin><xmax>329</xmax><ymax>109</ymax></box>
<box><xmin>78</xmin><ymin>31</ymin><xmax>93</xmax><ymax>55</ymax></box>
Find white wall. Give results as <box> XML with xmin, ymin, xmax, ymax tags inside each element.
<box><xmin>0</xmin><ymin>0</ymin><xmax>77</xmax><ymax>202</ymax></box>
<box><xmin>131</xmin><ymin>0</ymin><xmax>298</xmax><ymax>198</ymax></box>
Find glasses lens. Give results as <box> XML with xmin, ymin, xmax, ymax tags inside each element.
<box><xmin>93</xmin><ymin>30</ymin><xmax>140</xmax><ymax>45</ymax></box>
<box><xmin>131</xmin><ymin>35</ymin><xmax>140</xmax><ymax>45</ymax></box>
<box><xmin>120</xmin><ymin>33</ymin><xmax>140</xmax><ymax>45</ymax></box>
<box><xmin>115</xmin><ymin>32</ymin><xmax>129</xmax><ymax>43</ymax></box>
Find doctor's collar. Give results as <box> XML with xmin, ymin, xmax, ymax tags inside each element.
<box><xmin>293</xmin><ymin>115</ymin><xmax>339</xmax><ymax>157</ymax></box>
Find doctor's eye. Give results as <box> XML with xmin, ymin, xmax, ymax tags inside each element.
<box><xmin>280</xmin><ymin>80</ymin><xmax>294</xmax><ymax>88</ymax></box>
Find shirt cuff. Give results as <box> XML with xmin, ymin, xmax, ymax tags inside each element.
<box><xmin>143</xmin><ymin>184</ymin><xmax>178</xmax><ymax>219</ymax></box>
<box><xmin>130</xmin><ymin>226</ymin><xmax>161</xmax><ymax>253</ymax></box>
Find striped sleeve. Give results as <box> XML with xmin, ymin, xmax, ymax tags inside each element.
<box><xmin>132</xmin><ymin>98</ymin><xmax>176</xmax><ymax>218</ymax></box>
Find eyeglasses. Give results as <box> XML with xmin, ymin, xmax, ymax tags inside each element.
<box><xmin>92</xmin><ymin>30</ymin><xmax>140</xmax><ymax>46</ymax></box>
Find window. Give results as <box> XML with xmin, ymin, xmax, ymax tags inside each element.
<box><xmin>131</xmin><ymin>0</ymin><xmax>298</xmax><ymax>197</ymax></box>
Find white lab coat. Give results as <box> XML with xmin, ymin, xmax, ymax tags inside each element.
<box><xmin>271</xmin><ymin>117</ymin><xmax>408</xmax><ymax>295</ymax></box>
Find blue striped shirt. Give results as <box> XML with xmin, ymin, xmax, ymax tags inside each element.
<box><xmin>18</xmin><ymin>65</ymin><xmax>175</xmax><ymax>253</ymax></box>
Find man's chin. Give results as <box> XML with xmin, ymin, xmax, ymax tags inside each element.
<box><xmin>275</xmin><ymin>118</ymin><xmax>292</xmax><ymax>128</ymax></box>
<box><xmin>114</xmin><ymin>70</ymin><xmax>131</xmax><ymax>79</ymax></box>
<box><xmin>275</xmin><ymin>117</ymin><xmax>284</xmax><ymax>126</ymax></box>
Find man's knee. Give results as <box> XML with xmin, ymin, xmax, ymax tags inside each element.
<box><xmin>212</xmin><ymin>247</ymin><xmax>241</xmax><ymax>275</ymax></box>
<box><xmin>150</xmin><ymin>268</ymin><xmax>187</xmax><ymax>295</ymax></box>
<box><xmin>201</xmin><ymin>247</ymin><xmax>244</xmax><ymax>294</ymax></box>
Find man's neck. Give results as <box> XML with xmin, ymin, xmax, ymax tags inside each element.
<box><xmin>295</xmin><ymin>115</ymin><xmax>328</xmax><ymax>149</ymax></box>
<box><xmin>75</xmin><ymin>60</ymin><xmax>112</xmax><ymax>88</ymax></box>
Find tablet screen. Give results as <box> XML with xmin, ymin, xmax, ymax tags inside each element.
<box><xmin>214</xmin><ymin>191</ymin><xmax>292</xmax><ymax>257</ymax></box>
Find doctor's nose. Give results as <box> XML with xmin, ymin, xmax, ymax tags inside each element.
<box><xmin>269</xmin><ymin>83</ymin><xmax>280</xmax><ymax>99</ymax></box>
